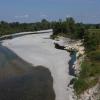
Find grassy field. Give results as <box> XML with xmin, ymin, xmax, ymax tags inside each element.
<box><xmin>88</xmin><ymin>29</ymin><xmax>100</xmax><ymax>33</ymax></box>
<box><xmin>88</xmin><ymin>29</ymin><xmax>100</xmax><ymax>43</ymax></box>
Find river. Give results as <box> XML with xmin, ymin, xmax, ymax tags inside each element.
<box><xmin>0</xmin><ymin>45</ymin><xmax>55</xmax><ymax>100</ymax></box>
<box><xmin>2</xmin><ymin>31</ymin><xmax>74</xmax><ymax>100</ymax></box>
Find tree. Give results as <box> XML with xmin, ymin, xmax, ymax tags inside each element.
<box><xmin>66</xmin><ymin>17</ymin><xmax>76</xmax><ymax>34</ymax></box>
<box><xmin>41</xmin><ymin>19</ymin><xmax>50</xmax><ymax>29</ymax></box>
<box><xmin>76</xmin><ymin>24</ymin><xmax>86</xmax><ymax>39</ymax></box>
<box><xmin>84</xmin><ymin>32</ymin><xmax>98</xmax><ymax>51</ymax></box>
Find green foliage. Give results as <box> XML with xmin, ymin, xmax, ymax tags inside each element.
<box><xmin>74</xmin><ymin>54</ymin><xmax>100</xmax><ymax>95</ymax></box>
<box><xmin>0</xmin><ymin>19</ymin><xmax>51</xmax><ymax>37</ymax></box>
<box><xmin>88</xmin><ymin>29</ymin><xmax>100</xmax><ymax>33</ymax></box>
<box><xmin>51</xmin><ymin>17</ymin><xmax>76</xmax><ymax>36</ymax></box>
<box><xmin>74</xmin><ymin>78</ymin><xmax>88</xmax><ymax>94</ymax></box>
<box><xmin>80</xmin><ymin>61</ymin><xmax>100</xmax><ymax>78</ymax></box>
<box><xmin>66</xmin><ymin>17</ymin><xmax>76</xmax><ymax>34</ymax></box>
<box><xmin>75</xmin><ymin>24</ymin><xmax>86</xmax><ymax>39</ymax></box>
<box><xmin>74</xmin><ymin>61</ymin><xmax>100</xmax><ymax>95</ymax></box>
<box><xmin>84</xmin><ymin>32</ymin><xmax>99</xmax><ymax>51</ymax></box>
<box><xmin>0</xmin><ymin>18</ymin><xmax>100</xmax><ymax>41</ymax></box>
<box><xmin>87</xmin><ymin>50</ymin><xmax>100</xmax><ymax>61</ymax></box>
<box><xmin>88</xmin><ymin>29</ymin><xmax>100</xmax><ymax>44</ymax></box>
<box><xmin>51</xmin><ymin>18</ymin><xmax>87</xmax><ymax>39</ymax></box>
<box><xmin>50</xmin><ymin>34</ymin><xmax>57</xmax><ymax>39</ymax></box>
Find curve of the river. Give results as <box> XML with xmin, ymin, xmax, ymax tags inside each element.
<box><xmin>3</xmin><ymin>32</ymin><xmax>74</xmax><ymax>100</ymax></box>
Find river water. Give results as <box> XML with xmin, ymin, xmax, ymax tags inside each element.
<box><xmin>0</xmin><ymin>45</ymin><xmax>55</xmax><ymax>100</ymax></box>
<box><xmin>2</xmin><ymin>32</ymin><xmax>74</xmax><ymax>100</ymax></box>
<box><xmin>69</xmin><ymin>51</ymin><xmax>77</xmax><ymax>76</ymax></box>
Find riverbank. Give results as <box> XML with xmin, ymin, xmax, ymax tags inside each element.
<box><xmin>53</xmin><ymin>36</ymin><xmax>86</xmax><ymax>100</ymax></box>
<box><xmin>53</xmin><ymin>36</ymin><xmax>85</xmax><ymax>75</ymax></box>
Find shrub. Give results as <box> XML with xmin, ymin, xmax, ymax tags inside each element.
<box><xmin>74</xmin><ymin>61</ymin><xmax>100</xmax><ymax>95</ymax></box>
<box><xmin>87</xmin><ymin>50</ymin><xmax>100</xmax><ymax>61</ymax></box>
<box><xmin>80</xmin><ymin>61</ymin><xmax>100</xmax><ymax>78</ymax></box>
<box><xmin>73</xmin><ymin>78</ymin><xmax>88</xmax><ymax>94</ymax></box>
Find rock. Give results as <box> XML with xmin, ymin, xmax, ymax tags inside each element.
<box><xmin>54</xmin><ymin>42</ymin><xmax>65</xmax><ymax>50</ymax></box>
<box><xmin>78</xmin><ymin>84</ymin><xmax>100</xmax><ymax>100</ymax></box>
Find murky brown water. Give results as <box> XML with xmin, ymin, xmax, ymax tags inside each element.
<box><xmin>0</xmin><ymin>45</ymin><xmax>55</xmax><ymax>100</ymax></box>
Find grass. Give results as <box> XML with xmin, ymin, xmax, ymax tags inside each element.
<box><xmin>88</xmin><ymin>29</ymin><xmax>100</xmax><ymax>33</ymax></box>
<box><xmin>73</xmin><ymin>49</ymin><xmax>100</xmax><ymax>95</ymax></box>
<box><xmin>80</xmin><ymin>61</ymin><xmax>100</xmax><ymax>78</ymax></box>
<box><xmin>88</xmin><ymin>29</ymin><xmax>100</xmax><ymax>44</ymax></box>
<box><xmin>87</xmin><ymin>50</ymin><xmax>100</xmax><ymax>61</ymax></box>
<box><xmin>74</xmin><ymin>61</ymin><xmax>99</xmax><ymax>95</ymax></box>
<box><xmin>73</xmin><ymin>28</ymin><xmax>100</xmax><ymax>96</ymax></box>
<box><xmin>74</xmin><ymin>78</ymin><xmax>89</xmax><ymax>94</ymax></box>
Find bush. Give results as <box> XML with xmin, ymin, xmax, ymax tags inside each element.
<box><xmin>80</xmin><ymin>61</ymin><xmax>100</xmax><ymax>78</ymax></box>
<box><xmin>87</xmin><ymin>50</ymin><xmax>100</xmax><ymax>61</ymax></box>
<box><xmin>74</xmin><ymin>60</ymin><xmax>100</xmax><ymax>95</ymax></box>
<box><xmin>74</xmin><ymin>78</ymin><xmax>88</xmax><ymax>94</ymax></box>
<box><xmin>84</xmin><ymin>32</ymin><xmax>99</xmax><ymax>51</ymax></box>
<box><xmin>50</xmin><ymin>34</ymin><xmax>57</xmax><ymax>39</ymax></box>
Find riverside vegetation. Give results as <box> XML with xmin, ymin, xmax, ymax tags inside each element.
<box><xmin>73</xmin><ymin>30</ymin><xmax>100</xmax><ymax>96</ymax></box>
<box><xmin>0</xmin><ymin>17</ymin><xmax>100</xmax><ymax>98</ymax></box>
<box><xmin>50</xmin><ymin>18</ymin><xmax>100</xmax><ymax>98</ymax></box>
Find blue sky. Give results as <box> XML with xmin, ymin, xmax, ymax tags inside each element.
<box><xmin>0</xmin><ymin>0</ymin><xmax>100</xmax><ymax>23</ymax></box>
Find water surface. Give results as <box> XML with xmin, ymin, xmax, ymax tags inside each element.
<box><xmin>69</xmin><ymin>51</ymin><xmax>77</xmax><ymax>76</ymax></box>
<box><xmin>0</xmin><ymin>45</ymin><xmax>55</xmax><ymax>100</ymax></box>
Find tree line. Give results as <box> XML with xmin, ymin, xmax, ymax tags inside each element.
<box><xmin>0</xmin><ymin>17</ymin><xmax>100</xmax><ymax>50</ymax></box>
<box><xmin>0</xmin><ymin>18</ymin><xmax>100</xmax><ymax>37</ymax></box>
<box><xmin>0</xmin><ymin>19</ymin><xmax>51</xmax><ymax>36</ymax></box>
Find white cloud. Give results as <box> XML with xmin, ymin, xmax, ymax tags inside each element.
<box><xmin>66</xmin><ymin>15</ymin><xmax>72</xmax><ymax>18</ymax></box>
<box><xmin>40</xmin><ymin>12</ymin><xmax>48</xmax><ymax>18</ymax></box>
<box><xmin>15</xmin><ymin>14</ymin><xmax>29</xmax><ymax>19</ymax></box>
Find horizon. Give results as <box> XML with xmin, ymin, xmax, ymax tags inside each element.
<box><xmin>0</xmin><ymin>0</ymin><xmax>100</xmax><ymax>24</ymax></box>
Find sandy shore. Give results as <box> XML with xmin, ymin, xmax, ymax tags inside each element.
<box><xmin>2</xmin><ymin>32</ymin><xmax>74</xmax><ymax>100</ymax></box>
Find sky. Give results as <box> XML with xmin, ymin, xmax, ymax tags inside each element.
<box><xmin>0</xmin><ymin>0</ymin><xmax>100</xmax><ymax>23</ymax></box>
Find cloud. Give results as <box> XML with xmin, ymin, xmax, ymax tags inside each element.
<box><xmin>40</xmin><ymin>12</ymin><xmax>48</xmax><ymax>18</ymax></box>
<box><xmin>41</xmin><ymin>14</ymin><xmax>48</xmax><ymax>18</ymax></box>
<box><xmin>66</xmin><ymin>15</ymin><xmax>72</xmax><ymax>18</ymax></box>
<box><xmin>15</xmin><ymin>14</ymin><xmax>29</xmax><ymax>19</ymax></box>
